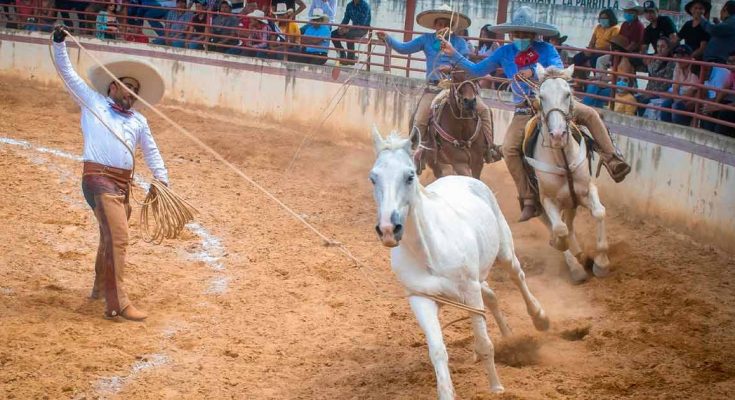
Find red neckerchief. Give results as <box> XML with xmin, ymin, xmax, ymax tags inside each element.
<box><xmin>515</xmin><ymin>48</ymin><xmax>540</xmax><ymax>69</ymax></box>
<box><xmin>109</xmin><ymin>102</ymin><xmax>133</xmax><ymax>117</ymax></box>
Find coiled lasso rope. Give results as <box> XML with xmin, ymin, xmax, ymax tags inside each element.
<box><xmin>48</xmin><ymin>28</ymin><xmax>197</xmax><ymax>244</ymax></box>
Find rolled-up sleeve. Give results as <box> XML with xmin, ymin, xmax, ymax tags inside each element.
<box><xmin>137</xmin><ymin>116</ymin><xmax>169</xmax><ymax>184</ymax></box>
<box><xmin>53</xmin><ymin>41</ymin><xmax>105</xmax><ymax>108</ymax></box>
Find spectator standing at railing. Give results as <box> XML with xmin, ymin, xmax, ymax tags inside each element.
<box><xmin>185</xmin><ymin>0</ymin><xmax>209</xmax><ymax>50</ymax></box>
<box><xmin>641</xmin><ymin>1</ymin><xmax>678</xmax><ymax>53</ymax></box>
<box><xmin>308</xmin><ymin>0</ymin><xmax>335</xmax><ymax>23</ymax></box>
<box><xmin>572</xmin><ymin>8</ymin><xmax>619</xmax><ymax>85</ymax></box>
<box><xmin>331</xmin><ymin>0</ymin><xmax>370</xmax><ymax>66</ymax></box>
<box><xmin>702</xmin><ymin>51</ymin><xmax>735</xmax><ymax>136</ymax></box>
<box><xmin>298</xmin><ymin>7</ymin><xmax>330</xmax><ymax>64</ymax></box>
<box><xmin>209</xmin><ymin>0</ymin><xmax>239</xmax><ymax>52</ymax></box>
<box><xmin>661</xmin><ymin>44</ymin><xmax>699</xmax><ymax>125</ymax></box>
<box><xmin>151</xmin><ymin>0</ymin><xmax>191</xmax><ymax>47</ymax></box>
<box><xmin>636</xmin><ymin>36</ymin><xmax>675</xmax><ymax>117</ymax></box>
<box><xmin>440</xmin><ymin>6</ymin><xmax>632</xmax><ymax>220</ymax></box>
<box><xmin>703</xmin><ymin>1</ymin><xmax>735</xmax><ymax>63</ymax></box>
<box><xmin>678</xmin><ymin>0</ymin><xmax>711</xmax><ymax>60</ymax></box>
<box><xmin>96</xmin><ymin>1</ymin><xmax>120</xmax><ymax>39</ymax></box>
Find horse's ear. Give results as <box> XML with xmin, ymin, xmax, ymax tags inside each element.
<box><xmin>534</xmin><ymin>64</ymin><xmax>546</xmax><ymax>81</ymax></box>
<box><xmin>371</xmin><ymin>125</ymin><xmax>385</xmax><ymax>154</ymax></box>
<box><xmin>408</xmin><ymin>126</ymin><xmax>421</xmax><ymax>154</ymax></box>
<box><xmin>563</xmin><ymin>64</ymin><xmax>575</xmax><ymax>80</ymax></box>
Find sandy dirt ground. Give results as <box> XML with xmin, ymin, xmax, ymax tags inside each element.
<box><xmin>0</xmin><ymin>75</ymin><xmax>734</xmax><ymax>400</ymax></box>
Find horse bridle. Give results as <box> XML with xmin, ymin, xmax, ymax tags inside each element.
<box><xmin>448</xmin><ymin>80</ymin><xmax>480</xmax><ymax>120</ymax></box>
<box><xmin>538</xmin><ymin>77</ymin><xmax>575</xmax><ymax>142</ymax></box>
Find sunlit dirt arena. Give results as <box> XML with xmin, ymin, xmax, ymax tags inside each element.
<box><xmin>1</xmin><ymin>75</ymin><xmax>734</xmax><ymax>400</ymax></box>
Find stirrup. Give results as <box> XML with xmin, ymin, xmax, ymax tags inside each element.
<box><xmin>484</xmin><ymin>144</ymin><xmax>503</xmax><ymax>164</ymax></box>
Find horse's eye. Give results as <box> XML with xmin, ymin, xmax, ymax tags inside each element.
<box><xmin>406</xmin><ymin>174</ymin><xmax>415</xmax><ymax>184</ymax></box>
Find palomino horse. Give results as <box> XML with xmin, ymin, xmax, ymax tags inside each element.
<box><xmin>413</xmin><ymin>71</ymin><xmax>491</xmax><ymax>179</ymax></box>
<box><xmin>528</xmin><ymin>65</ymin><xmax>610</xmax><ymax>283</ymax></box>
<box><xmin>369</xmin><ymin>127</ymin><xmax>549</xmax><ymax>399</ymax></box>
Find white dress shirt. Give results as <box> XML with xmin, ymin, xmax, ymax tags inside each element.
<box><xmin>308</xmin><ymin>0</ymin><xmax>337</xmax><ymax>22</ymax></box>
<box><xmin>53</xmin><ymin>42</ymin><xmax>168</xmax><ymax>183</ymax></box>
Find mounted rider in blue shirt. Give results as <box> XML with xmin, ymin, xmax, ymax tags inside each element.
<box><xmin>441</xmin><ymin>6</ymin><xmax>631</xmax><ymax>222</ymax></box>
<box><xmin>376</xmin><ymin>4</ymin><xmax>499</xmax><ymax>170</ymax></box>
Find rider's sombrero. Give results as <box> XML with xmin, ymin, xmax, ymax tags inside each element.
<box><xmin>416</xmin><ymin>4</ymin><xmax>471</xmax><ymax>32</ymax></box>
<box><xmin>88</xmin><ymin>59</ymin><xmax>165</xmax><ymax>106</ymax></box>
<box><xmin>486</xmin><ymin>6</ymin><xmax>559</xmax><ymax>37</ymax></box>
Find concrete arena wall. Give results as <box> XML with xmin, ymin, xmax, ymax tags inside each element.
<box><xmin>2</xmin><ymin>31</ymin><xmax>734</xmax><ymax>249</ymax></box>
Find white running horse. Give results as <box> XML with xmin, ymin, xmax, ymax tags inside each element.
<box><xmin>527</xmin><ymin>64</ymin><xmax>610</xmax><ymax>283</ymax></box>
<box><xmin>369</xmin><ymin>127</ymin><xmax>549</xmax><ymax>399</ymax></box>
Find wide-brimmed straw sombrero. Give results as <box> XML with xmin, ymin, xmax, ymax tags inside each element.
<box><xmin>416</xmin><ymin>4</ymin><xmax>471</xmax><ymax>32</ymax></box>
<box><xmin>487</xmin><ymin>6</ymin><xmax>558</xmax><ymax>37</ymax></box>
<box><xmin>88</xmin><ymin>59</ymin><xmax>165</xmax><ymax>106</ymax></box>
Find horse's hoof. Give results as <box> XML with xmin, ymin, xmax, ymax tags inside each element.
<box><xmin>593</xmin><ymin>263</ymin><xmax>610</xmax><ymax>278</ymax></box>
<box><xmin>570</xmin><ymin>269</ymin><xmax>589</xmax><ymax>285</ymax></box>
<box><xmin>490</xmin><ymin>384</ymin><xmax>505</xmax><ymax>394</ymax></box>
<box><xmin>550</xmin><ymin>237</ymin><xmax>569</xmax><ymax>252</ymax></box>
<box><xmin>532</xmin><ymin>309</ymin><xmax>551</xmax><ymax>332</ymax></box>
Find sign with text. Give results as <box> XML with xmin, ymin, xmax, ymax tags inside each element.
<box><xmin>516</xmin><ymin>0</ymin><xmax>622</xmax><ymax>9</ymax></box>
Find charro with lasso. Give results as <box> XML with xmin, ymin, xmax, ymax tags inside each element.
<box><xmin>439</xmin><ymin>6</ymin><xmax>632</xmax><ymax>222</ymax></box>
<box><xmin>50</xmin><ymin>26</ymin><xmax>195</xmax><ymax>321</ymax></box>
<box><xmin>376</xmin><ymin>4</ymin><xmax>501</xmax><ymax>179</ymax></box>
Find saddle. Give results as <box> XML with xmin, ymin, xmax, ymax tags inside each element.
<box><xmin>521</xmin><ymin>115</ymin><xmax>598</xmax><ymax>200</ymax></box>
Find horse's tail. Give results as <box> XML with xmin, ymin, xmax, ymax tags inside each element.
<box><xmin>485</xmin><ymin>189</ymin><xmax>516</xmax><ymax>263</ymax></box>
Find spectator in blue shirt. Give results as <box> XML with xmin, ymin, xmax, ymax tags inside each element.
<box><xmin>151</xmin><ymin>0</ymin><xmax>192</xmax><ymax>48</ymax></box>
<box><xmin>331</xmin><ymin>0</ymin><xmax>371</xmax><ymax>65</ymax></box>
<box><xmin>376</xmin><ymin>5</ymin><xmax>500</xmax><ymax>170</ymax></box>
<box><xmin>704</xmin><ymin>1</ymin><xmax>735</xmax><ymax>63</ymax></box>
<box><xmin>298</xmin><ymin>8</ymin><xmax>331</xmax><ymax>65</ymax></box>
<box><xmin>442</xmin><ymin>6</ymin><xmax>631</xmax><ymax>221</ymax></box>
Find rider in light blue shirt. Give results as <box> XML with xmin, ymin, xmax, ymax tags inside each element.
<box><xmin>376</xmin><ymin>5</ymin><xmax>497</xmax><ymax>169</ymax></box>
<box><xmin>441</xmin><ymin>6</ymin><xmax>631</xmax><ymax>222</ymax></box>
<box><xmin>384</xmin><ymin>32</ymin><xmax>470</xmax><ymax>82</ymax></box>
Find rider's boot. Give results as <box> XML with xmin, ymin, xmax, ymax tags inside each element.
<box><xmin>518</xmin><ymin>199</ymin><xmax>541</xmax><ymax>222</ymax></box>
<box><xmin>600</xmin><ymin>152</ymin><xmax>631</xmax><ymax>183</ymax></box>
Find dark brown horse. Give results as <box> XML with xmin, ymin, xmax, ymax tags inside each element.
<box><xmin>413</xmin><ymin>71</ymin><xmax>491</xmax><ymax>179</ymax></box>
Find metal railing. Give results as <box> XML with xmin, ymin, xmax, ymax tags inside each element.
<box><xmin>1</xmin><ymin>1</ymin><xmax>733</xmax><ymax>131</ymax></box>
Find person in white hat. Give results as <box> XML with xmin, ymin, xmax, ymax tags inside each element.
<box><xmin>51</xmin><ymin>26</ymin><xmax>169</xmax><ymax>321</ymax></box>
<box><xmin>298</xmin><ymin>7</ymin><xmax>332</xmax><ymax>64</ymax></box>
<box><xmin>441</xmin><ymin>6</ymin><xmax>630</xmax><ymax>222</ymax></box>
<box><xmin>375</xmin><ymin>4</ymin><xmax>499</xmax><ymax>168</ymax></box>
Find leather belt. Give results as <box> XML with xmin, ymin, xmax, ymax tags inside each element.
<box><xmin>83</xmin><ymin>162</ymin><xmax>133</xmax><ymax>183</ymax></box>
<box><xmin>514</xmin><ymin>107</ymin><xmax>534</xmax><ymax>115</ymax></box>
